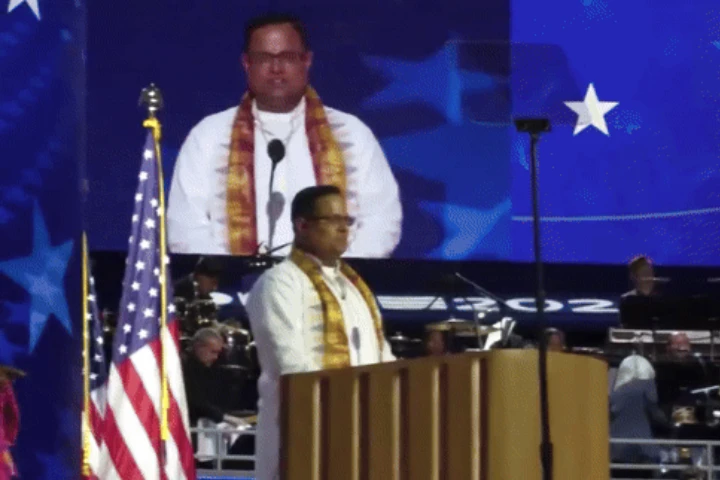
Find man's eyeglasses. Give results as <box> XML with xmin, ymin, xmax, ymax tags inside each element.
<box><xmin>307</xmin><ymin>215</ymin><xmax>355</xmax><ymax>227</ymax></box>
<box><xmin>246</xmin><ymin>51</ymin><xmax>307</xmax><ymax>66</ymax></box>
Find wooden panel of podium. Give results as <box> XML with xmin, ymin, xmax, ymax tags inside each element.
<box><xmin>280</xmin><ymin>350</ymin><xmax>609</xmax><ymax>480</ymax></box>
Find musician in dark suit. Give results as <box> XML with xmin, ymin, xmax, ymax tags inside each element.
<box><xmin>174</xmin><ymin>256</ymin><xmax>223</xmax><ymax>302</ymax></box>
<box><xmin>622</xmin><ymin>255</ymin><xmax>656</xmax><ymax>298</ymax></box>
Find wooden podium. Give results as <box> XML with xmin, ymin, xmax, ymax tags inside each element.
<box><xmin>280</xmin><ymin>350</ymin><xmax>609</xmax><ymax>480</ymax></box>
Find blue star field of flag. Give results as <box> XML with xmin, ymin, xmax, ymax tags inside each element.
<box><xmin>87</xmin><ymin>275</ymin><xmax>107</xmax><ymax>393</ymax></box>
<box><xmin>0</xmin><ymin>0</ymin><xmax>85</xmax><ymax>477</ymax></box>
<box><xmin>86</xmin><ymin>0</ymin><xmax>719</xmax><ymax>265</ymax></box>
<box><xmin>111</xmin><ymin>133</ymin><xmax>176</xmax><ymax>364</ymax></box>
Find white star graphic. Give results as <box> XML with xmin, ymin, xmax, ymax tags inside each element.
<box><xmin>138</xmin><ymin>329</ymin><xmax>148</xmax><ymax>340</ymax></box>
<box><xmin>7</xmin><ymin>0</ymin><xmax>40</xmax><ymax>20</ymax></box>
<box><xmin>123</xmin><ymin>324</ymin><xmax>132</xmax><ymax>333</ymax></box>
<box><xmin>564</xmin><ymin>83</ymin><xmax>618</xmax><ymax>136</ymax></box>
<box><xmin>143</xmin><ymin>149</ymin><xmax>153</xmax><ymax>160</ymax></box>
<box><xmin>119</xmin><ymin>344</ymin><xmax>127</xmax><ymax>355</ymax></box>
<box><xmin>139</xmin><ymin>239</ymin><xmax>151</xmax><ymax>250</ymax></box>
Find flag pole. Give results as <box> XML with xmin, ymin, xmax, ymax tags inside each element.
<box><xmin>81</xmin><ymin>232</ymin><xmax>91</xmax><ymax>477</ymax></box>
<box><xmin>140</xmin><ymin>84</ymin><xmax>170</xmax><ymax>463</ymax></box>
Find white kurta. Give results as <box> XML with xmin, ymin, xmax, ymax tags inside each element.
<box><xmin>166</xmin><ymin>98</ymin><xmax>403</xmax><ymax>258</ymax></box>
<box><xmin>245</xmin><ymin>258</ymin><xmax>396</xmax><ymax>480</ymax></box>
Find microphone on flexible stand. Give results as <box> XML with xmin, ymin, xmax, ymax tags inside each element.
<box><xmin>266</xmin><ymin>139</ymin><xmax>286</xmax><ymax>251</ymax></box>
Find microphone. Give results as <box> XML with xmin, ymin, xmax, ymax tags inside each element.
<box><xmin>266</xmin><ymin>139</ymin><xmax>286</xmax><ymax>250</ymax></box>
<box><xmin>452</xmin><ymin>273</ymin><xmax>517</xmax><ymax>348</ymax></box>
<box><xmin>267</xmin><ymin>139</ymin><xmax>286</xmax><ymax>165</ymax></box>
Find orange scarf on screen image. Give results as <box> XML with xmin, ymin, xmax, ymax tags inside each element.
<box><xmin>226</xmin><ymin>86</ymin><xmax>347</xmax><ymax>255</ymax></box>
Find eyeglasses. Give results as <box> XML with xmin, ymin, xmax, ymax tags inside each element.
<box><xmin>246</xmin><ymin>51</ymin><xmax>307</xmax><ymax>66</ymax></box>
<box><xmin>307</xmin><ymin>215</ymin><xmax>355</xmax><ymax>227</ymax></box>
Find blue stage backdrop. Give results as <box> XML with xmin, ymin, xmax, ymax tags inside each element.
<box><xmin>86</xmin><ymin>0</ymin><xmax>719</xmax><ymax>265</ymax></box>
<box><xmin>0</xmin><ymin>0</ymin><xmax>84</xmax><ymax>478</ymax></box>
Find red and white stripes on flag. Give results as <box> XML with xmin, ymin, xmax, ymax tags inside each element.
<box><xmin>96</xmin><ymin>130</ymin><xmax>196</xmax><ymax>479</ymax></box>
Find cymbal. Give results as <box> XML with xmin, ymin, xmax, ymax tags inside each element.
<box><xmin>222</xmin><ymin>324</ymin><xmax>250</xmax><ymax>334</ymax></box>
<box><xmin>390</xmin><ymin>332</ymin><xmax>409</xmax><ymax>342</ymax></box>
<box><xmin>426</xmin><ymin>318</ymin><xmax>498</xmax><ymax>336</ymax></box>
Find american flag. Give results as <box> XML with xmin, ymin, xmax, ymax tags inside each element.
<box><xmin>97</xmin><ymin>131</ymin><xmax>196</xmax><ymax>479</ymax></box>
<box><xmin>83</xmin><ymin>269</ymin><xmax>108</xmax><ymax>479</ymax></box>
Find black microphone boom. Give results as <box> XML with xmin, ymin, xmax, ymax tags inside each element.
<box><xmin>266</xmin><ymin>139</ymin><xmax>286</xmax><ymax>250</ymax></box>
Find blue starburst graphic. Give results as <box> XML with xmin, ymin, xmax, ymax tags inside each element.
<box><xmin>421</xmin><ymin>199</ymin><xmax>512</xmax><ymax>259</ymax></box>
<box><xmin>0</xmin><ymin>202</ymin><xmax>73</xmax><ymax>352</ymax></box>
<box><xmin>362</xmin><ymin>41</ymin><xmax>496</xmax><ymax>124</ymax></box>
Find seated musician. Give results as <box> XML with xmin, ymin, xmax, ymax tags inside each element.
<box><xmin>182</xmin><ymin>328</ymin><xmax>247</xmax><ymax>465</ymax></box>
<box><xmin>545</xmin><ymin>328</ymin><xmax>566</xmax><ymax>352</ymax></box>
<box><xmin>610</xmin><ymin>355</ymin><xmax>668</xmax><ymax>477</ymax></box>
<box><xmin>666</xmin><ymin>332</ymin><xmax>692</xmax><ymax>361</ymax></box>
<box><xmin>425</xmin><ymin>330</ymin><xmax>447</xmax><ymax>356</ymax></box>
<box><xmin>622</xmin><ymin>255</ymin><xmax>655</xmax><ymax>298</ymax></box>
<box><xmin>174</xmin><ymin>256</ymin><xmax>223</xmax><ymax>302</ymax></box>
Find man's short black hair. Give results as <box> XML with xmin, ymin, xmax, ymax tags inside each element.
<box><xmin>244</xmin><ymin>13</ymin><xmax>309</xmax><ymax>52</ymax></box>
<box><xmin>629</xmin><ymin>255</ymin><xmax>651</xmax><ymax>276</ymax></box>
<box><xmin>291</xmin><ymin>185</ymin><xmax>342</xmax><ymax>222</ymax></box>
<box><xmin>194</xmin><ymin>256</ymin><xmax>223</xmax><ymax>278</ymax></box>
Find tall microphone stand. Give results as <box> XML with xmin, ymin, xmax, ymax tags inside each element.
<box><xmin>514</xmin><ymin>118</ymin><xmax>553</xmax><ymax>480</ymax></box>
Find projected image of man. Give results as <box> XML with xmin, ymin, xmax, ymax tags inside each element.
<box><xmin>167</xmin><ymin>13</ymin><xmax>402</xmax><ymax>258</ymax></box>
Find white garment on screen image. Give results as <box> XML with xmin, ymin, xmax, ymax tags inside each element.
<box><xmin>166</xmin><ymin>98</ymin><xmax>403</xmax><ymax>258</ymax></box>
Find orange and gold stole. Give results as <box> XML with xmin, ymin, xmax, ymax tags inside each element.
<box><xmin>226</xmin><ymin>86</ymin><xmax>347</xmax><ymax>255</ymax></box>
<box><xmin>289</xmin><ymin>247</ymin><xmax>386</xmax><ymax>369</ymax></box>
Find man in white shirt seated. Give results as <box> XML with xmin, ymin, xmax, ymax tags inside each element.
<box><xmin>245</xmin><ymin>185</ymin><xmax>396</xmax><ymax>480</ymax></box>
<box><xmin>167</xmin><ymin>13</ymin><xmax>402</xmax><ymax>258</ymax></box>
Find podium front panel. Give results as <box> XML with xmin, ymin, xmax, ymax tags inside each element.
<box><xmin>281</xmin><ymin>350</ymin><xmax>609</xmax><ymax>480</ymax></box>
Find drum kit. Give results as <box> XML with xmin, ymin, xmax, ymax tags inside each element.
<box><xmin>389</xmin><ymin>317</ymin><xmax>501</xmax><ymax>358</ymax></box>
<box><xmin>174</xmin><ymin>297</ymin><xmax>258</xmax><ymax>375</ymax></box>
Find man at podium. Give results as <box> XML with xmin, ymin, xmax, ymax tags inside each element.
<box><xmin>246</xmin><ymin>185</ymin><xmax>396</xmax><ymax>480</ymax></box>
